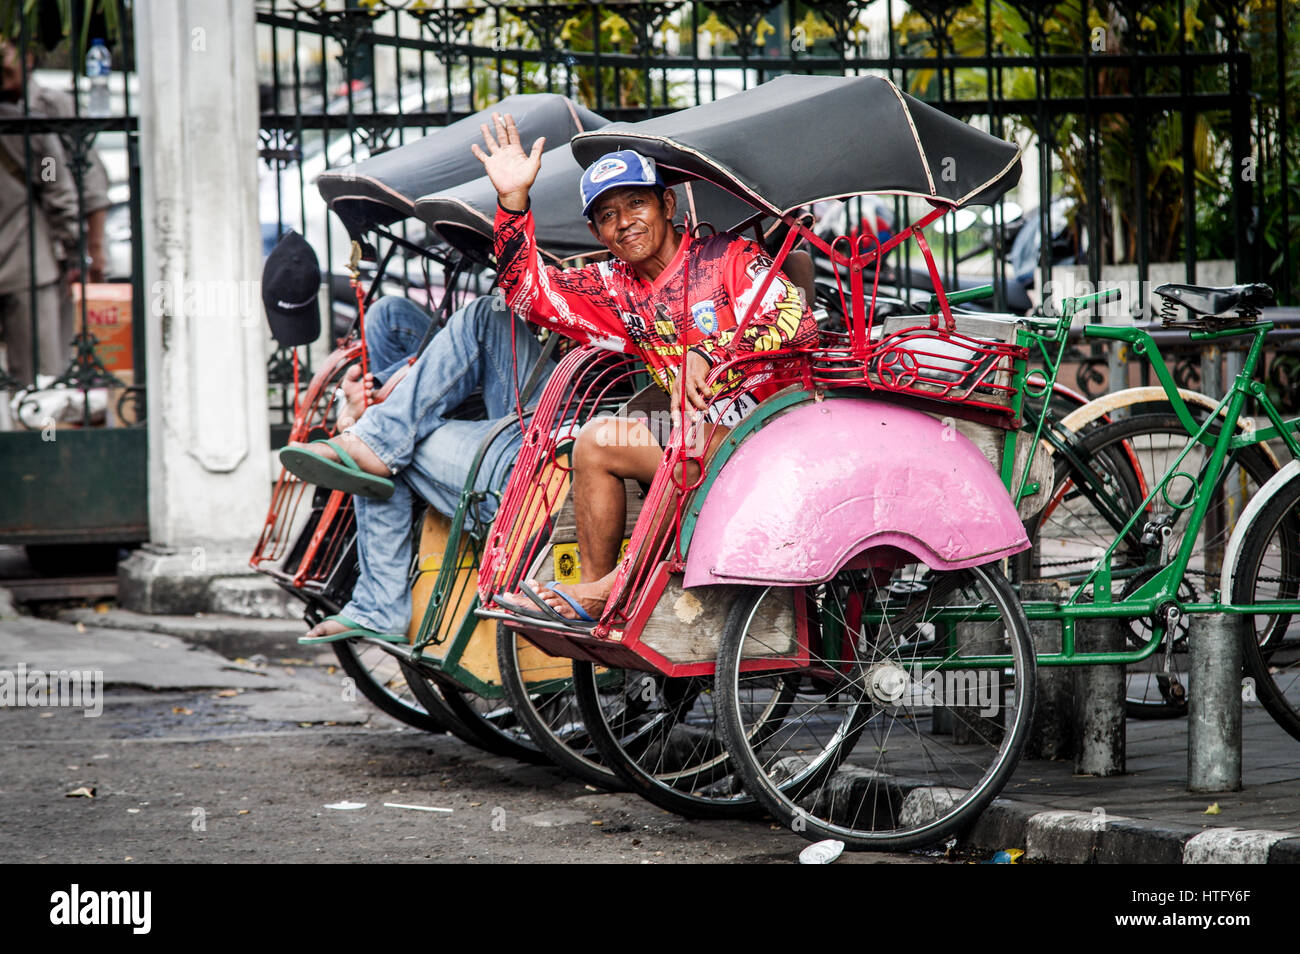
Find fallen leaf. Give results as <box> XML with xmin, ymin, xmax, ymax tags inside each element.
<box><xmin>215</xmin><ymin>689</ymin><xmax>238</xmax><ymax>698</ymax></box>
<box><xmin>94</xmin><ymin>602</ymin><xmax>111</xmax><ymax>614</ymax></box>
<box><xmin>172</xmin><ymin>706</ymin><xmax>194</xmax><ymax>715</ymax></box>
<box><xmin>237</xmin><ymin>809</ymin><xmax>251</xmax><ymax>815</ymax></box>
<box><xmin>1204</xmin><ymin>802</ymin><xmax>1221</xmax><ymax>815</ymax></box>
<box><xmin>297</xmin><ymin>722</ymin><xmax>312</xmax><ymax>728</ymax></box>
<box><xmin>66</xmin><ymin>786</ymin><xmax>95</xmax><ymax>798</ymax></box>
<box><xmin>591</xmin><ymin>820</ymin><xmax>603</xmax><ymax>826</ymax></box>
<box><xmin>469</xmin><ymin>801</ymin><xmax>482</xmax><ymax>807</ymax></box>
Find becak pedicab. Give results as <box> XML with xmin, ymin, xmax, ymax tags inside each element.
<box><xmin>251</xmin><ymin>94</ymin><xmax>615</xmax><ymax>761</ymax></box>
<box><xmin>477</xmin><ymin>74</ymin><xmax>1047</xmax><ymax>848</ymax></box>
<box><xmin>414</xmin><ymin>138</ymin><xmax>760</xmax><ymax>789</ymax></box>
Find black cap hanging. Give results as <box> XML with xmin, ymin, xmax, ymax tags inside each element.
<box><xmin>261</xmin><ymin>230</ymin><xmax>322</xmax><ymax>347</ymax></box>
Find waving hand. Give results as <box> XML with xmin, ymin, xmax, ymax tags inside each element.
<box><xmin>471</xmin><ymin>112</ymin><xmax>545</xmax><ymax>213</ymax></box>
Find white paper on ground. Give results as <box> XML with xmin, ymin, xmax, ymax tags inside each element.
<box><xmin>798</xmin><ymin>839</ymin><xmax>845</xmax><ymax>864</ymax></box>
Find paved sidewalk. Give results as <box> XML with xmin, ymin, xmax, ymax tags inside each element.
<box><xmin>961</xmin><ymin>709</ymin><xmax>1300</xmax><ymax>863</ymax></box>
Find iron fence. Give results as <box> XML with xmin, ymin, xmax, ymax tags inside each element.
<box><xmin>256</xmin><ymin>0</ymin><xmax>1296</xmax><ymax>413</ymax></box>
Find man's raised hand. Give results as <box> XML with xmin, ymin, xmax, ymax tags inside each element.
<box><xmin>471</xmin><ymin>112</ymin><xmax>544</xmax><ymax>213</ymax></box>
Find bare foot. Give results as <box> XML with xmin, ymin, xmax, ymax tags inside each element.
<box><xmin>303</xmin><ymin>618</ymin><xmax>350</xmax><ymax>640</ymax></box>
<box><xmin>529</xmin><ymin>577</ymin><xmax>609</xmax><ymax>621</ymax></box>
<box><xmin>285</xmin><ymin>429</ymin><xmax>392</xmax><ymax>477</ymax></box>
<box><xmin>336</xmin><ymin>365</ymin><xmax>375</xmax><ymax>429</ymax></box>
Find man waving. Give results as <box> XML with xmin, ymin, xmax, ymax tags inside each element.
<box><xmin>474</xmin><ymin>113</ymin><xmax>817</xmax><ymax>625</ymax></box>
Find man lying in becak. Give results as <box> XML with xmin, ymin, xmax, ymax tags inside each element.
<box><xmin>474</xmin><ymin>113</ymin><xmax>817</xmax><ymax>625</ymax></box>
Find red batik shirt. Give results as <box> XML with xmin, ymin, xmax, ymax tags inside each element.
<box><xmin>493</xmin><ymin>205</ymin><xmax>817</xmax><ymax>417</ymax></box>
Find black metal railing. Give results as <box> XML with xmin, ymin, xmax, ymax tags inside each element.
<box><xmin>256</xmin><ymin>1</ymin><xmax>1296</xmax><ymax>415</ymax></box>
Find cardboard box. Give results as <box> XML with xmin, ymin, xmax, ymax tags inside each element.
<box><xmin>71</xmin><ymin>283</ymin><xmax>133</xmax><ymax>374</ymax></box>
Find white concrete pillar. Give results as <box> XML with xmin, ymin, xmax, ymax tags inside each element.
<box><xmin>122</xmin><ymin>0</ymin><xmax>274</xmax><ymax>613</ymax></box>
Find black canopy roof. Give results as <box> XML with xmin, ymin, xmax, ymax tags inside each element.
<box><xmin>571</xmin><ymin>74</ymin><xmax>1021</xmax><ymax>217</ymax></box>
<box><xmin>317</xmin><ymin>93</ymin><xmax>606</xmax><ymax>239</ymax></box>
<box><xmin>414</xmin><ymin>144</ymin><xmax>758</xmax><ymax>264</ymax></box>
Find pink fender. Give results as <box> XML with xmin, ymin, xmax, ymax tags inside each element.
<box><xmin>683</xmin><ymin>399</ymin><xmax>1030</xmax><ymax>588</ymax></box>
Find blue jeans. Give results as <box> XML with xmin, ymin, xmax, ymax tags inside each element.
<box><xmin>364</xmin><ymin>295</ymin><xmax>435</xmax><ymax>385</ymax></box>
<box><xmin>343</xmin><ymin>294</ymin><xmax>553</xmax><ymax>634</ymax></box>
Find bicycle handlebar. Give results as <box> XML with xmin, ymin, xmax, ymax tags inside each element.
<box><xmin>1060</xmin><ymin>287</ymin><xmax>1123</xmax><ymax>317</ymax></box>
<box><xmin>926</xmin><ymin>284</ymin><xmax>994</xmax><ymax>312</ymax></box>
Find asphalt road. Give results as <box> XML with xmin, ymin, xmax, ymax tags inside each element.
<box><xmin>0</xmin><ymin>615</ymin><xmax>942</xmax><ymax>865</ymax></box>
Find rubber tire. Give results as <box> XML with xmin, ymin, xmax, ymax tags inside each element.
<box><xmin>718</xmin><ymin>562</ymin><xmax>1035</xmax><ymax>851</ymax></box>
<box><xmin>1229</xmin><ymin>471</ymin><xmax>1300</xmax><ymax>742</ymax></box>
<box><xmin>400</xmin><ymin>659</ymin><xmax>550</xmax><ymax>763</ymax></box>
<box><xmin>571</xmin><ymin>659</ymin><xmax>776</xmax><ymax>819</ymax></box>
<box><xmin>495</xmin><ymin>623</ymin><xmax>623</xmax><ymax>790</ymax></box>
<box><xmin>330</xmin><ymin>637</ymin><xmax>463</xmax><ymax>734</ymax></box>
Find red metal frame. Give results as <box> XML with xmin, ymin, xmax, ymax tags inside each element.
<box><xmin>480</xmin><ymin>197</ymin><xmax>1029</xmax><ymax>677</ymax></box>
<box><xmin>250</xmin><ymin>340</ymin><xmax>363</xmax><ymax>588</ymax></box>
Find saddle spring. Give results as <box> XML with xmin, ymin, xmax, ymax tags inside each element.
<box><xmin>1157</xmin><ymin>294</ymin><xmax>1181</xmax><ymax>327</ymax></box>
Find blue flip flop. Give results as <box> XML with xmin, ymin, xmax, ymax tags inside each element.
<box><xmin>518</xmin><ymin>581</ymin><xmax>598</xmax><ymax>631</ymax></box>
<box><xmin>298</xmin><ymin>614</ymin><xmax>406</xmax><ymax>645</ymax></box>
<box><xmin>279</xmin><ymin>438</ymin><xmax>395</xmax><ymax>501</ymax></box>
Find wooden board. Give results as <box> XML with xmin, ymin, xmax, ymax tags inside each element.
<box><xmin>406</xmin><ymin>508</ymin><xmax>475</xmax><ymax>656</ymax></box>
<box><xmin>407</xmin><ymin>507</ymin><xmax>571</xmax><ymax>687</ymax></box>
<box><xmin>640</xmin><ymin>577</ymin><xmax>796</xmax><ymax>664</ymax></box>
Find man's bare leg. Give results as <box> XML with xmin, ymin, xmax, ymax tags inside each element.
<box><xmin>529</xmin><ymin>416</ymin><xmax>730</xmax><ymax>621</ymax></box>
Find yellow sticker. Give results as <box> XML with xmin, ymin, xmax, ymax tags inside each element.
<box><xmin>553</xmin><ymin>539</ymin><xmax>631</xmax><ymax>585</ymax></box>
<box><xmin>553</xmin><ymin>544</ymin><xmax>581</xmax><ymax>584</ymax></box>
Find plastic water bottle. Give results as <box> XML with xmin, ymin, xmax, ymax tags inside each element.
<box><xmin>86</xmin><ymin>39</ymin><xmax>111</xmax><ymax>117</ymax></box>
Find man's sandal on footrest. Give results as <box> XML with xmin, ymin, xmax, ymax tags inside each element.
<box><xmin>298</xmin><ymin>614</ymin><xmax>406</xmax><ymax>645</ymax></box>
<box><xmin>279</xmin><ymin>438</ymin><xmax>395</xmax><ymax>500</ymax></box>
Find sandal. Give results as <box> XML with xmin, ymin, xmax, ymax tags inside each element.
<box><xmin>518</xmin><ymin>581</ymin><xmax>598</xmax><ymax>632</ymax></box>
<box><xmin>279</xmin><ymin>438</ymin><xmax>395</xmax><ymax>501</ymax></box>
<box><xmin>298</xmin><ymin>614</ymin><xmax>407</xmax><ymax>645</ymax></box>
<box><xmin>492</xmin><ymin>591</ymin><xmax>555</xmax><ymax>623</ymax></box>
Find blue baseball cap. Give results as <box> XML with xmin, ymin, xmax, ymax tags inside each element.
<box><xmin>580</xmin><ymin>149</ymin><xmax>664</xmax><ymax>218</ymax></box>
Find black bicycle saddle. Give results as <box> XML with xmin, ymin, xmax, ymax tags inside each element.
<box><xmin>1153</xmin><ymin>282</ymin><xmax>1275</xmax><ymax>317</ymax></box>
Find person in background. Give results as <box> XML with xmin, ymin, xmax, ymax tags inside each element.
<box><xmin>0</xmin><ymin>38</ymin><xmax>111</xmax><ymax>389</ymax></box>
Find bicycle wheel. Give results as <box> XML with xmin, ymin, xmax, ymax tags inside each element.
<box><xmin>1024</xmin><ymin>412</ymin><xmax>1276</xmax><ymax>716</ymax></box>
<box><xmin>717</xmin><ymin>558</ymin><xmax>1035</xmax><ymax>851</ymax></box>
<box><xmin>329</xmin><ymin>635</ymin><xmax>463</xmax><ymax>734</ymax></box>
<box><xmin>496</xmin><ymin>623</ymin><xmax>624</xmax><ymax>790</ymax></box>
<box><xmin>400</xmin><ymin>659</ymin><xmax>548</xmax><ymax>763</ymax></box>
<box><xmin>1230</xmin><ymin>471</ymin><xmax>1300</xmax><ymax>741</ymax></box>
<box><xmin>571</xmin><ymin>632</ymin><xmax>793</xmax><ymax>819</ymax></box>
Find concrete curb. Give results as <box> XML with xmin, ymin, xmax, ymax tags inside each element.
<box><xmin>962</xmin><ymin>796</ymin><xmax>1298</xmax><ymax>864</ymax></box>
<box><xmin>58</xmin><ymin>607</ymin><xmax>305</xmax><ymax>660</ymax></box>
